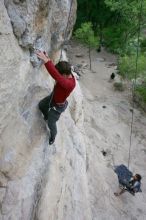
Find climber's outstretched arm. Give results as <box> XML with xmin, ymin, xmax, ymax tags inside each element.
<box><xmin>36</xmin><ymin>51</ymin><xmax>73</xmax><ymax>89</ymax></box>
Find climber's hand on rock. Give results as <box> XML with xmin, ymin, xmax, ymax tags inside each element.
<box><xmin>36</xmin><ymin>50</ymin><xmax>50</xmax><ymax>63</ymax></box>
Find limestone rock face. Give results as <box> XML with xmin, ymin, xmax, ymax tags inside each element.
<box><xmin>0</xmin><ymin>1</ymin><xmax>90</xmax><ymax>220</ymax></box>
<box><xmin>4</xmin><ymin>0</ymin><xmax>77</xmax><ymax>66</ymax></box>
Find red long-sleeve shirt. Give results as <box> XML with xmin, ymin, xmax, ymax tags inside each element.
<box><xmin>45</xmin><ymin>60</ymin><xmax>76</xmax><ymax>104</ymax></box>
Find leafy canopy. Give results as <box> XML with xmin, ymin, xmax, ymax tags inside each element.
<box><xmin>74</xmin><ymin>22</ymin><xmax>99</xmax><ymax>48</ymax></box>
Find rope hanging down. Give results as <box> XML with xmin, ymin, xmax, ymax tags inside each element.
<box><xmin>59</xmin><ymin>0</ymin><xmax>74</xmax><ymax>61</ymax></box>
<box><xmin>127</xmin><ymin>0</ymin><xmax>143</xmax><ymax>169</ymax></box>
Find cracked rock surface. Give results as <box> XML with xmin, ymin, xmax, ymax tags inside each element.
<box><xmin>4</xmin><ymin>0</ymin><xmax>76</xmax><ymax>66</ymax></box>
<box><xmin>0</xmin><ymin>1</ymin><xmax>80</xmax><ymax>220</ymax></box>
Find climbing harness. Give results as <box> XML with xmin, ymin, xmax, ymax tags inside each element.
<box><xmin>59</xmin><ymin>0</ymin><xmax>74</xmax><ymax>61</ymax></box>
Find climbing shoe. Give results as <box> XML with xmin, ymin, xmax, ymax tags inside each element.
<box><xmin>49</xmin><ymin>136</ymin><xmax>55</xmax><ymax>145</ymax></box>
<box><xmin>114</xmin><ymin>192</ymin><xmax>120</xmax><ymax>196</ymax></box>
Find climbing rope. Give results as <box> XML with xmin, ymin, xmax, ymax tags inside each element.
<box><xmin>127</xmin><ymin>0</ymin><xmax>143</xmax><ymax>169</ymax></box>
<box><xmin>59</xmin><ymin>0</ymin><xmax>74</xmax><ymax>61</ymax></box>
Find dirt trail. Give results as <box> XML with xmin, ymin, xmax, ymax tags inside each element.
<box><xmin>69</xmin><ymin>40</ymin><xmax>146</xmax><ymax>220</ymax></box>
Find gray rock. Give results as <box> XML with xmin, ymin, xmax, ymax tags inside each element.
<box><xmin>96</xmin><ymin>57</ymin><xmax>105</xmax><ymax>62</ymax></box>
<box><xmin>75</xmin><ymin>53</ymin><xmax>84</xmax><ymax>58</ymax></box>
<box><xmin>4</xmin><ymin>0</ymin><xmax>77</xmax><ymax>66</ymax></box>
<box><xmin>82</xmin><ymin>63</ymin><xmax>88</xmax><ymax>68</ymax></box>
<box><xmin>0</xmin><ymin>1</ymin><xmax>83</xmax><ymax>220</ymax></box>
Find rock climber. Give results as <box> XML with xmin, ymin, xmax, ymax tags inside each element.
<box><xmin>114</xmin><ymin>174</ymin><xmax>142</xmax><ymax>196</ymax></box>
<box><xmin>36</xmin><ymin>51</ymin><xmax>76</xmax><ymax>145</ymax></box>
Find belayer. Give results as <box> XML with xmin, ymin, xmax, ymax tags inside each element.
<box><xmin>36</xmin><ymin>51</ymin><xmax>76</xmax><ymax>145</ymax></box>
<box><xmin>114</xmin><ymin>174</ymin><xmax>142</xmax><ymax>196</ymax></box>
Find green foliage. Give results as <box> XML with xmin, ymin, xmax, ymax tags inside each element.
<box><xmin>135</xmin><ymin>85</ymin><xmax>146</xmax><ymax>103</ymax></box>
<box><xmin>75</xmin><ymin>0</ymin><xmax>113</xmax><ymax>31</ymax></box>
<box><xmin>118</xmin><ymin>54</ymin><xmax>146</xmax><ymax>79</ymax></box>
<box><xmin>104</xmin><ymin>0</ymin><xmax>146</xmax><ymax>23</ymax></box>
<box><xmin>104</xmin><ymin>0</ymin><xmax>146</xmax><ymax>53</ymax></box>
<box><xmin>125</xmin><ymin>38</ymin><xmax>141</xmax><ymax>55</ymax></box>
<box><xmin>140</xmin><ymin>37</ymin><xmax>146</xmax><ymax>52</ymax></box>
<box><xmin>103</xmin><ymin>26</ymin><xmax>126</xmax><ymax>53</ymax></box>
<box><xmin>74</xmin><ymin>22</ymin><xmax>99</xmax><ymax>48</ymax></box>
<box><xmin>76</xmin><ymin>0</ymin><xmax>146</xmax><ymax>52</ymax></box>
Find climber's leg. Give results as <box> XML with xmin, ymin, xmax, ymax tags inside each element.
<box><xmin>38</xmin><ymin>94</ymin><xmax>52</xmax><ymax>120</ymax></box>
<box><xmin>114</xmin><ymin>188</ymin><xmax>126</xmax><ymax>196</ymax></box>
<box><xmin>47</xmin><ymin>108</ymin><xmax>61</xmax><ymax>144</ymax></box>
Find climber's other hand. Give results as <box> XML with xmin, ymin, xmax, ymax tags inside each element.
<box><xmin>36</xmin><ymin>50</ymin><xmax>50</xmax><ymax>63</ymax></box>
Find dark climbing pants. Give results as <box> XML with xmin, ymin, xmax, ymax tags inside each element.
<box><xmin>38</xmin><ymin>94</ymin><xmax>68</xmax><ymax>140</ymax></box>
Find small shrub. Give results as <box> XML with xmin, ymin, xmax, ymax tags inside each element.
<box><xmin>125</xmin><ymin>38</ymin><xmax>141</xmax><ymax>55</ymax></box>
<box><xmin>113</xmin><ymin>82</ymin><xmax>125</xmax><ymax>91</ymax></box>
<box><xmin>74</xmin><ymin>22</ymin><xmax>99</xmax><ymax>48</ymax></box>
<box><xmin>118</xmin><ymin>54</ymin><xmax>146</xmax><ymax>79</ymax></box>
<box><xmin>135</xmin><ymin>85</ymin><xmax>146</xmax><ymax>103</ymax></box>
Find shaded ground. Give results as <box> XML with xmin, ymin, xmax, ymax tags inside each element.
<box><xmin>69</xmin><ymin>40</ymin><xmax>146</xmax><ymax>220</ymax></box>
